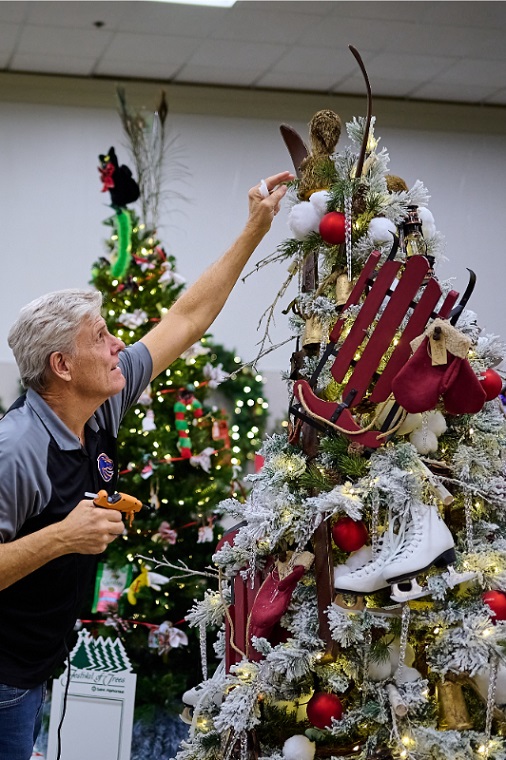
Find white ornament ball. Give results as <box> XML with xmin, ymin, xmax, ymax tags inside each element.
<box><xmin>288</xmin><ymin>203</ymin><xmax>321</xmax><ymax>240</ymax></box>
<box><xmin>397</xmin><ymin>412</ymin><xmax>423</xmax><ymax>436</ymax></box>
<box><xmin>282</xmin><ymin>735</ymin><xmax>316</xmax><ymax>760</ymax></box>
<box><xmin>368</xmin><ymin>657</ymin><xmax>393</xmax><ymax>682</ymax></box>
<box><xmin>389</xmin><ymin>639</ymin><xmax>416</xmax><ymax>668</ymax></box>
<box><xmin>474</xmin><ymin>664</ymin><xmax>506</xmax><ymax>705</ymax></box>
<box><xmin>394</xmin><ymin>665</ymin><xmax>422</xmax><ymax>685</ymax></box>
<box><xmin>309</xmin><ymin>190</ymin><xmax>330</xmax><ymax>216</ymax></box>
<box><xmin>426</xmin><ymin>410</ymin><xmax>447</xmax><ymax>437</ymax></box>
<box><xmin>288</xmin><ymin>191</ymin><xmax>330</xmax><ymax>241</ymax></box>
<box><xmin>410</xmin><ymin>427</ymin><xmax>439</xmax><ymax>455</ymax></box>
<box><xmin>368</xmin><ymin>217</ymin><xmax>397</xmax><ymax>244</ymax></box>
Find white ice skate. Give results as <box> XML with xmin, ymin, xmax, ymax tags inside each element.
<box><xmin>384</xmin><ymin>501</ymin><xmax>456</xmax><ymax>603</ymax></box>
<box><xmin>333</xmin><ymin>524</ymin><xmax>405</xmax><ymax>595</ymax></box>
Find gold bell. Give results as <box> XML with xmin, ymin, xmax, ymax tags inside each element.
<box><xmin>335</xmin><ymin>272</ymin><xmax>354</xmax><ymax>307</ymax></box>
<box><xmin>302</xmin><ymin>315</ymin><xmax>323</xmax><ymax>349</ymax></box>
<box><xmin>437</xmin><ymin>680</ymin><xmax>473</xmax><ymax>730</ymax></box>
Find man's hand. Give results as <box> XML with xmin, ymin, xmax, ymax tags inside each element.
<box><xmin>246</xmin><ymin>171</ymin><xmax>294</xmax><ymax>236</ymax></box>
<box><xmin>59</xmin><ymin>499</ymin><xmax>125</xmax><ymax>554</ymax></box>
<box><xmin>0</xmin><ymin>500</ymin><xmax>125</xmax><ymax>591</ymax></box>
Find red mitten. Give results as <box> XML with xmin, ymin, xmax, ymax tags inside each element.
<box><xmin>442</xmin><ymin>358</ymin><xmax>487</xmax><ymax>415</ymax></box>
<box><xmin>391</xmin><ymin>338</ymin><xmax>461</xmax><ymax>413</ymax></box>
<box><xmin>392</xmin><ymin>319</ymin><xmax>477</xmax><ymax>415</ymax></box>
<box><xmin>247</xmin><ymin>553</ymin><xmax>313</xmax><ymax>660</ymax></box>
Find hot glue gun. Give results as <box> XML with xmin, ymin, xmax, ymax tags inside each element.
<box><xmin>86</xmin><ymin>489</ymin><xmax>143</xmax><ymax>527</ymax></box>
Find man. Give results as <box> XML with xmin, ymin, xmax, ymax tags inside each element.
<box><xmin>0</xmin><ymin>171</ymin><xmax>292</xmax><ymax>759</ymax></box>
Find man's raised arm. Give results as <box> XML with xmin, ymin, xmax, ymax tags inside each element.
<box><xmin>141</xmin><ymin>171</ymin><xmax>293</xmax><ymax>381</ymax></box>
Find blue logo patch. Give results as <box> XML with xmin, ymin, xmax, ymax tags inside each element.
<box><xmin>97</xmin><ymin>453</ymin><xmax>114</xmax><ymax>482</ymax></box>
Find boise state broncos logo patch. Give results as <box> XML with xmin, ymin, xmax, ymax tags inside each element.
<box><xmin>97</xmin><ymin>453</ymin><xmax>114</xmax><ymax>482</ymax></box>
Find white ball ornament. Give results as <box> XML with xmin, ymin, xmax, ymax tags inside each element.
<box><xmin>376</xmin><ymin>400</ymin><xmax>422</xmax><ymax>436</ymax></box>
<box><xmin>394</xmin><ymin>665</ymin><xmax>423</xmax><ymax>685</ymax></box>
<box><xmin>368</xmin><ymin>217</ymin><xmax>397</xmax><ymax>244</ymax></box>
<box><xmin>282</xmin><ymin>735</ymin><xmax>316</xmax><ymax>760</ymax></box>
<box><xmin>397</xmin><ymin>412</ymin><xmax>423</xmax><ymax>436</ymax></box>
<box><xmin>408</xmin><ymin>410</ymin><xmax>447</xmax><ymax>454</ymax></box>
<box><xmin>426</xmin><ymin>410</ymin><xmax>447</xmax><ymax>437</ymax></box>
<box><xmin>474</xmin><ymin>664</ymin><xmax>506</xmax><ymax>705</ymax></box>
<box><xmin>389</xmin><ymin>639</ymin><xmax>415</xmax><ymax>668</ymax></box>
<box><xmin>309</xmin><ymin>190</ymin><xmax>331</xmax><ymax>216</ymax></box>
<box><xmin>288</xmin><ymin>203</ymin><xmax>321</xmax><ymax>240</ymax></box>
<box><xmin>287</xmin><ymin>191</ymin><xmax>330</xmax><ymax>240</ymax></box>
<box><xmin>368</xmin><ymin>657</ymin><xmax>394</xmax><ymax>682</ymax></box>
<box><xmin>410</xmin><ymin>427</ymin><xmax>439</xmax><ymax>455</ymax></box>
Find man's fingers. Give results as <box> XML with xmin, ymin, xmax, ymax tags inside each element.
<box><xmin>94</xmin><ymin>506</ymin><xmax>123</xmax><ymax>521</ymax></box>
<box><xmin>263</xmin><ymin>170</ymin><xmax>294</xmax><ymax>190</ymax></box>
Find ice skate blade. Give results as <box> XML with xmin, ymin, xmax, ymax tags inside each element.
<box><xmin>443</xmin><ymin>566</ymin><xmax>478</xmax><ymax>588</ymax></box>
<box><xmin>390</xmin><ymin>577</ymin><xmax>431</xmax><ymax>603</ymax></box>
<box><xmin>334</xmin><ymin>594</ymin><xmax>402</xmax><ymax>616</ymax></box>
<box><xmin>384</xmin><ymin>546</ymin><xmax>456</xmax><ymax>585</ymax></box>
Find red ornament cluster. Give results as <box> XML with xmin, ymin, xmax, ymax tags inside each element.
<box><xmin>307</xmin><ymin>691</ymin><xmax>343</xmax><ymax>729</ymax></box>
<box><xmin>319</xmin><ymin>211</ymin><xmax>346</xmax><ymax>245</ymax></box>
<box><xmin>332</xmin><ymin>516</ymin><xmax>369</xmax><ymax>553</ymax></box>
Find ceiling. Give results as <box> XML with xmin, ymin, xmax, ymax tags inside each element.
<box><xmin>1</xmin><ymin>1</ymin><xmax>506</xmax><ymax>106</ymax></box>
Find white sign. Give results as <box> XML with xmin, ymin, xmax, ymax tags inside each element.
<box><xmin>46</xmin><ymin>630</ymin><xmax>136</xmax><ymax>760</ymax></box>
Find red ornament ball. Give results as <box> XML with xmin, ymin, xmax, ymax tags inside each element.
<box><xmin>480</xmin><ymin>368</ymin><xmax>503</xmax><ymax>401</ymax></box>
<box><xmin>307</xmin><ymin>691</ymin><xmax>343</xmax><ymax>729</ymax></box>
<box><xmin>332</xmin><ymin>516</ymin><xmax>369</xmax><ymax>553</ymax></box>
<box><xmin>319</xmin><ymin>211</ymin><xmax>346</xmax><ymax>245</ymax></box>
<box><xmin>483</xmin><ymin>590</ymin><xmax>506</xmax><ymax>621</ymax></box>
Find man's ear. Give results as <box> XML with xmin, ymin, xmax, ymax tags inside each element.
<box><xmin>48</xmin><ymin>352</ymin><xmax>72</xmax><ymax>383</ymax></box>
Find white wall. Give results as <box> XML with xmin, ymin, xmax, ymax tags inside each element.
<box><xmin>0</xmin><ymin>74</ymin><xmax>505</xmax><ymax>416</ymax></box>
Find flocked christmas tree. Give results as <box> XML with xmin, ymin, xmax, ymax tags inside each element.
<box><xmin>82</xmin><ymin>89</ymin><xmax>268</xmax><ymax>717</ymax></box>
<box><xmin>166</xmin><ymin>47</ymin><xmax>506</xmax><ymax>760</ymax></box>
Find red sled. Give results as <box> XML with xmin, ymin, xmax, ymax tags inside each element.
<box><xmin>290</xmin><ymin>251</ymin><xmax>473</xmax><ymax>448</ymax></box>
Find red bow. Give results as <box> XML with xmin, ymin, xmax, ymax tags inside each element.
<box><xmin>99</xmin><ymin>162</ymin><xmax>115</xmax><ymax>192</ymax></box>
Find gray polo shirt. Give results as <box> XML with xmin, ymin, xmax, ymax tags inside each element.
<box><xmin>0</xmin><ymin>341</ymin><xmax>152</xmax><ymax>688</ymax></box>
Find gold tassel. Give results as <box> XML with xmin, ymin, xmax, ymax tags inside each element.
<box><xmin>437</xmin><ymin>680</ymin><xmax>472</xmax><ymax>730</ymax></box>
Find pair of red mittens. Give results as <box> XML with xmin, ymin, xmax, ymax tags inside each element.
<box><xmin>392</xmin><ymin>318</ymin><xmax>486</xmax><ymax>415</ymax></box>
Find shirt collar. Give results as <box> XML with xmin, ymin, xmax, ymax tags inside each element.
<box><xmin>25</xmin><ymin>388</ymin><xmax>99</xmax><ymax>450</ymax></box>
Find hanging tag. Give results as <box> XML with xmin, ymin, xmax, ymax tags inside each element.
<box><xmin>429</xmin><ymin>330</ymin><xmax>447</xmax><ymax>366</ymax></box>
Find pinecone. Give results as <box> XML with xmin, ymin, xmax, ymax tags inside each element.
<box><xmin>352</xmin><ymin>185</ymin><xmax>367</xmax><ymax>215</ymax></box>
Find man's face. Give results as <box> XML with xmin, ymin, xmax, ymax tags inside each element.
<box><xmin>69</xmin><ymin>314</ymin><xmax>126</xmax><ymax>403</ymax></box>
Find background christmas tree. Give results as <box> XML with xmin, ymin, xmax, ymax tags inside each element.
<box><xmin>81</xmin><ymin>90</ymin><xmax>269</xmax><ymax>719</ymax></box>
<box><xmin>171</xmin><ymin>51</ymin><xmax>506</xmax><ymax>760</ymax></box>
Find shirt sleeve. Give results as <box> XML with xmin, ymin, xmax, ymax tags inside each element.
<box><xmin>94</xmin><ymin>342</ymin><xmax>153</xmax><ymax>437</ymax></box>
<box><xmin>0</xmin><ymin>428</ymin><xmax>50</xmax><ymax>543</ymax></box>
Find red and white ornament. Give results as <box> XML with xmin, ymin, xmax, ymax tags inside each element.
<box><xmin>306</xmin><ymin>691</ymin><xmax>343</xmax><ymax>729</ymax></box>
<box><xmin>480</xmin><ymin>368</ymin><xmax>503</xmax><ymax>401</ymax></box>
<box><xmin>332</xmin><ymin>516</ymin><xmax>369</xmax><ymax>553</ymax></box>
<box><xmin>319</xmin><ymin>211</ymin><xmax>346</xmax><ymax>246</ymax></box>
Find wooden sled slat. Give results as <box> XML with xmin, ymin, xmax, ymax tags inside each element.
<box><xmin>370</xmin><ymin>285</ymin><xmax>459</xmax><ymax>403</ymax></box>
<box><xmin>331</xmin><ymin>259</ymin><xmax>402</xmax><ymax>384</ymax></box>
<box><xmin>339</xmin><ymin>256</ymin><xmax>431</xmax><ymax>404</ymax></box>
